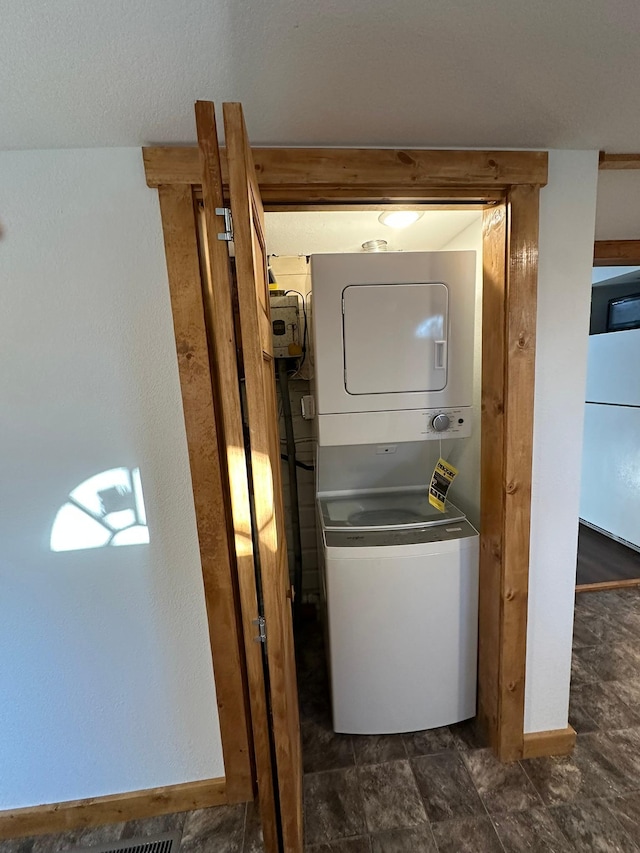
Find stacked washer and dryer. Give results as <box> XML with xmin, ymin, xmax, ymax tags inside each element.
<box><xmin>310</xmin><ymin>251</ymin><xmax>480</xmax><ymax>735</ymax></box>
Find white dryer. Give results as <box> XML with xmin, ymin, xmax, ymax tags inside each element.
<box><xmin>311</xmin><ymin>251</ymin><xmax>476</xmax><ymax>446</ymax></box>
<box><xmin>318</xmin><ymin>488</ymin><xmax>479</xmax><ymax>735</ymax></box>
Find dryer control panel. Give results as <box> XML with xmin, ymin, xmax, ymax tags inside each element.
<box><xmin>317</xmin><ymin>407</ymin><xmax>472</xmax><ymax>446</ymax></box>
<box><xmin>422</xmin><ymin>408</ymin><xmax>471</xmax><ymax>438</ymax></box>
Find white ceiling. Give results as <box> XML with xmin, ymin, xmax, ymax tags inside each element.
<box><xmin>4</xmin><ymin>0</ymin><xmax>640</xmax><ymax>152</ymax></box>
<box><xmin>265</xmin><ymin>210</ymin><xmax>480</xmax><ymax>256</ymax></box>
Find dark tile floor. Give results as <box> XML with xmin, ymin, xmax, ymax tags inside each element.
<box><xmin>299</xmin><ymin>587</ymin><xmax>640</xmax><ymax>852</ymax></box>
<box><xmin>3</xmin><ymin>587</ymin><xmax>639</xmax><ymax>852</ymax></box>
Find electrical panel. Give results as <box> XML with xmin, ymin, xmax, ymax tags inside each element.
<box><xmin>270</xmin><ymin>294</ymin><xmax>301</xmax><ymax>359</ymax></box>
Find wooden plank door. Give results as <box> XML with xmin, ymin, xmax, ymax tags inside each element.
<box><xmin>194</xmin><ymin>100</ymin><xmax>303</xmax><ymax>852</ymax></box>
<box><xmin>194</xmin><ymin>101</ymin><xmax>283</xmax><ymax>852</ymax></box>
<box><xmin>223</xmin><ymin>101</ymin><xmax>303</xmax><ymax>852</ymax></box>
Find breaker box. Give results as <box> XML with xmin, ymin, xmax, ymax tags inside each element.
<box><xmin>270</xmin><ymin>294</ymin><xmax>301</xmax><ymax>359</ymax></box>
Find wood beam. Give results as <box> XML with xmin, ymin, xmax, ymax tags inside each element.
<box><xmin>599</xmin><ymin>153</ymin><xmax>640</xmax><ymax>170</ymax></box>
<box><xmin>594</xmin><ymin>240</ymin><xmax>640</xmax><ymax>265</ymax></box>
<box><xmin>144</xmin><ymin>146</ymin><xmax>548</xmax><ymax>191</ymax></box>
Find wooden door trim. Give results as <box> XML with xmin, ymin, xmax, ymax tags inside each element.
<box><xmin>577</xmin><ymin>578</ymin><xmax>640</xmax><ymax>593</ymax></box>
<box><xmin>143</xmin><ymin>146</ymin><xmax>547</xmax><ymax>191</ymax></box>
<box><xmin>156</xmin><ymin>184</ymin><xmax>253</xmax><ymax>801</ymax></box>
<box><xmin>501</xmin><ymin>184</ymin><xmax>540</xmax><ymax>759</ymax></box>
<box><xmin>0</xmin><ymin>778</ymin><xmax>226</xmax><ymax>841</ymax></box>
<box><xmin>147</xmin><ymin>145</ymin><xmax>549</xmax><ymax>765</ymax></box>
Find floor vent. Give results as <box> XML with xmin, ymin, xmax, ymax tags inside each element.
<box><xmin>74</xmin><ymin>830</ymin><xmax>181</xmax><ymax>853</ymax></box>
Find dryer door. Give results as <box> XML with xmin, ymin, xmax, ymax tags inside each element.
<box><xmin>343</xmin><ymin>282</ymin><xmax>448</xmax><ymax>395</ymax></box>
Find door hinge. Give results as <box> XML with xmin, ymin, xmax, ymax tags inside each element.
<box><xmin>253</xmin><ymin>615</ymin><xmax>267</xmax><ymax>644</ymax></box>
<box><xmin>216</xmin><ymin>207</ymin><xmax>234</xmax><ymax>242</ymax></box>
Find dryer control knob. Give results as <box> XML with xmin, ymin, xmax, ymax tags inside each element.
<box><xmin>432</xmin><ymin>413</ymin><xmax>451</xmax><ymax>432</ymax></box>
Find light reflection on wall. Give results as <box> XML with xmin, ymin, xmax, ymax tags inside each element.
<box><xmin>50</xmin><ymin>467</ymin><xmax>150</xmax><ymax>552</ymax></box>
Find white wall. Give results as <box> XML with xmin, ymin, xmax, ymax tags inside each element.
<box><xmin>0</xmin><ymin>148</ymin><xmax>223</xmax><ymax>809</ymax></box>
<box><xmin>524</xmin><ymin>150</ymin><xmax>599</xmax><ymax>733</ymax></box>
<box><xmin>595</xmin><ymin>170</ymin><xmax>640</xmax><ymax>240</ymax></box>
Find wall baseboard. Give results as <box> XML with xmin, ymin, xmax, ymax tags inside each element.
<box><xmin>577</xmin><ymin>578</ymin><xmax>640</xmax><ymax>594</ymax></box>
<box><xmin>0</xmin><ymin>777</ymin><xmax>228</xmax><ymax>841</ymax></box>
<box><xmin>522</xmin><ymin>726</ymin><xmax>576</xmax><ymax>759</ymax></box>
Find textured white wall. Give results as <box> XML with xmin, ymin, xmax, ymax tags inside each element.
<box><xmin>0</xmin><ymin>148</ymin><xmax>223</xmax><ymax>808</ymax></box>
<box><xmin>524</xmin><ymin>150</ymin><xmax>599</xmax><ymax>733</ymax></box>
<box><xmin>595</xmin><ymin>170</ymin><xmax>640</xmax><ymax>240</ymax></box>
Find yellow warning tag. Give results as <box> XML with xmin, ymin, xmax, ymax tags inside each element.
<box><xmin>429</xmin><ymin>457</ymin><xmax>459</xmax><ymax>512</ymax></box>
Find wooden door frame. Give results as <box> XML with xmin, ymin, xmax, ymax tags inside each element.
<box><xmin>145</xmin><ymin>144</ymin><xmax>553</xmax><ymax>763</ymax></box>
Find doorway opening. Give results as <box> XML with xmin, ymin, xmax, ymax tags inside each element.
<box><xmin>262</xmin><ymin>206</ymin><xmax>487</xmax><ymax>840</ymax></box>
<box><xmin>569</xmin><ymin>244</ymin><xmax>640</xmax><ymax>771</ymax></box>
<box><xmin>576</xmin><ymin>263</ymin><xmax>640</xmax><ymax>591</ymax></box>
<box><xmin>147</xmin><ymin>123</ymin><xmax>549</xmax><ymax>852</ymax></box>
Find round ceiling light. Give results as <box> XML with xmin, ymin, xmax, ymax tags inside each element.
<box><xmin>378</xmin><ymin>210</ymin><xmax>424</xmax><ymax>229</ymax></box>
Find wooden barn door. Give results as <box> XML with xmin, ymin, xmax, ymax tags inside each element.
<box><xmin>195</xmin><ymin>100</ymin><xmax>303</xmax><ymax>853</ymax></box>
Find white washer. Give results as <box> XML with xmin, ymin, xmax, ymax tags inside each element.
<box><xmin>318</xmin><ymin>489</ymin><xmax>479</xmax><ymax>735</ymax></box>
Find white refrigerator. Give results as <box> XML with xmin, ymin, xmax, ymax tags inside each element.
<box><xmin>579</xmin><ymin>328</ymin><xmax>640</xmax><ymax>549</ymax></box>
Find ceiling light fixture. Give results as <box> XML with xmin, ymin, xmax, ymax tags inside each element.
<box><xmin>378</xmin><ymin>211</ymin><xmax>423</xmax><ymax>229</ymax></box>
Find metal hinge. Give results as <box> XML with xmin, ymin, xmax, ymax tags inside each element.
<box><xmin>216</xmin><ymin>207</ymin><xmax>234</xmax><ymax>242</ymax></box>
<box><xmin>253</xmin><ymin>616</ymin><xmax>267</xmax><ymax>644</ymax></box>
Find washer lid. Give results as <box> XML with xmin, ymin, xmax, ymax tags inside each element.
<box><xmin>325</xmin><ymin>518</ymin><xmax>478</xmax><ymax>548</ymax></box>
<box><xmin>319</xmin><ymin>490</ymin><xmax>466</xmax><ymax>531</ymax></box>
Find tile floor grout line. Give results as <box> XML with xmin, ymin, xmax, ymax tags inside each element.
<box><xmin>548</xmin><ymin>795</ymin><xmax>640</xmax><ymax>853</ymax></box>
<box><xmin>240</xmin><ymin>801</ymin><xmax>248</xmax><ymax>853</ymax></box>
<box><xmin>405</xmin><ymin>744</ymin><xmax>444</xmax><ymax>853</ymax></box>
<box><xmin>459</xmin><ymin>749</ymin><xmax>509</xmax><ymax>853</ymax></box>
<box><xmin>517</xmin><ymin>759</ymin><xmax>579</xmax><ymax>850</ymax></box>
<box><xmin>597</xmin><ymin>796</ymin><xmax>640</xmax><ymax>853</ymax></box>
<box><xmin>353</xmin><ymin>762</ymin><xmax>374</xmax><ymax>841</ymax></box>
<box><xmin>517</xmin><ymin>755</ymin><xmax>547</xmax><ymax>802</ymax></box>
<box><xmin>425</xmin><ymin>821</ymin><xmax>440</xmax><ymax>853</ymax></box>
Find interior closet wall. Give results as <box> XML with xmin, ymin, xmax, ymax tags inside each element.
<box><xmin>0</xmin><ymin>148</ymin><xmax>223</xmax><ymax>809</ymax></box>
<box><xmin>439</xmin><ymin>218</ymin><xmax>483</xmax><ymax>527</ymax></box>
<box><xmin>270</xmin><ymin>256</ymin><xmax>319</xmax><ymax>601</ymax></box>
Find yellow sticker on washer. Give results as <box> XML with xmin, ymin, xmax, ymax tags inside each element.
<box><xmin>429</xmin><ymin>458</ymin><xmax>459</xmax><ymax>512</ymax></box>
